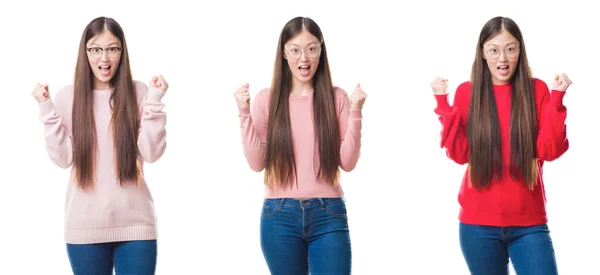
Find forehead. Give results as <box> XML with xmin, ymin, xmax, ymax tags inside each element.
<box><xmin>87</xmin><ymin>30</ymin><xmax>121</xmax><ymax>46</ymax></box>
<box><xmin>286</xmin><ymin>30</ymin><xmax>320</xmax><ymax>46</ymax></box>
<box><xmin>484</xmin><ymin>30</ymin><xmax>518</xmax><ymax>47</ymax></box>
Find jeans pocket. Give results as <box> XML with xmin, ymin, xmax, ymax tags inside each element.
<box><xmin>261</xmin><ymin>199</ymin><xmax>282</xmax><ymax>218</ymax></box>
<box><xmin>325</xmin><ymin>200</ymin><xmax>348</xmax><ymax>218</ymax></box>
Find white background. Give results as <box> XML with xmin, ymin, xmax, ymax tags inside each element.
<box><xmin>1</xmin><ymin>0</ymin><xmax>598</xmax><ymax>274</ymax></box>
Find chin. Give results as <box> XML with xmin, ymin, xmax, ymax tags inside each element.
<box><xmin>494</xmin><ymin>75</ymin><xmax>512</xmax><ymax>84</ymax></box>
<box><xmin>95</xmin><ymin>75</ymin><xmax>113</xmax><ymax>83</ymax></box>
<box><xmin>295</xmin><ymin>76</ymin><xmax>313</xmax><ymax>83</ymax></box>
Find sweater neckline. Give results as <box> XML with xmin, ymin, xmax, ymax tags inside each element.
<box><xmin>289</xmin><ymin>91</ymin><xmax>313</xmax><ymax>100</ymax></box>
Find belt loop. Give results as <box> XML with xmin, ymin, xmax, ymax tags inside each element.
<box><xmin>318</xmin><ymin>198</ymin><xmax>325</xmax><ymax>210</ymax></box>
<box><xmin>280</xmin><ymin>198</ymin><xmax>286</xmax><ymax>210</ymax></box>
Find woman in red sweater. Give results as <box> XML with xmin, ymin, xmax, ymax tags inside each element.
<box><xmin>431</xmin><ymin>16</ymin><xmax>570</xmax><ymax>274</ymax></box>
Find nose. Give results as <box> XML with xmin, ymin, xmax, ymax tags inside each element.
<box><xmin>498</xmin><ymin>50</ymin><xmax>508</xmax><ymax>61</ymax></box>
<box><xmin>100</xmin><ymin>50</ymin><xmax>110</xmax><ymax>62</ymax></box>
<box><xmin>299</xmin><ymin>50</ymin><xmax>309</xmax><ymax>62</ymax></box>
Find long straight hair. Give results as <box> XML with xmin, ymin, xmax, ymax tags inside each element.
<box><xmin>264</xmin><ymin>17</ymin><xmax>340</xmax><ymax>189</ymax></box>
<box><xmin>72</xmin><ymin>16</ymin><xmax>140</xmax><ymax>189</ymax></box>
<box><xmin>467</xmin><ymin>16</ymin><xmax>538</xmax><ymax>190</ymax></box>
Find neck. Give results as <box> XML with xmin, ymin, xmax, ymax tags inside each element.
<box><xmin>94</xmin><ymin>79</ymin><xmax>112</xmax><ymax>90</ymax></box>
<box><xmin>291</xmin><ymin>80</ymin><xmax>314</xmax><ymax>96</ymax></box>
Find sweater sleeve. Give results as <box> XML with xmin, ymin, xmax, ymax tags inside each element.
<box><xmin>38</xmin><ymin>88</ymin><xmax>74</xmax><ymax>169</ymax></box>
<box><xmin>239</xmin><ymin>89</ymin><xmax>268</xmax><ymax>172</ymax></box>
<box><xmin>434</xmin><ymin>87</ymin><xmax>469</xmax><ymax>165</ymax></box>
<box><xmin>536</xmin><ymin>82</ymin><xmax>569</xmax><ymax>161</ymax></box>
<box><xmin>338</xmin><ymin>90</ymin><xmax>362</xmax><ymax>172</ymax></box>
<box><xmin>137</xmin><ymin>83</ymin><xmax>167</xmax><ymax>163</ymax></box>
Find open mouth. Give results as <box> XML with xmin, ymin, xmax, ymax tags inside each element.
<box><xmin>298</xmin><ymin>65</ymin><xmax>311</xmax><ymax>76</ymax></box>
<box><xmin>498</xmin><ymin>65</ymin><xmax>509</xmax><ymax>76</ymax></box>
<box><xmin>99</xmin><ymin>65</ymin><xmax>112</xmax><ymax>76</ymax></box>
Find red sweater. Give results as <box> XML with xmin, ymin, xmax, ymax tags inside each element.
<box><xmin>434</xmin><ymin>78</ymin><xmax>568</xmax><ymax>226</ymax></box>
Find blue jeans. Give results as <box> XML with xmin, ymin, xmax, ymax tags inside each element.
<box><xmin>260</xmin><ymin>198</ymin><xmax>352</xmax><ymax>275</ymax></box>
<box><xmin>459</xmin><ymin>222</ymin><xmax>558</xmax><ymax>275</ymax></box>
<box><xmin>66</xmin><ymin>240</ymin><xmax>157</xmax><ymax>275</ymax></box>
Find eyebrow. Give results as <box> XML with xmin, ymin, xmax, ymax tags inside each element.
<box><xmin>286</xmin><ymin>42</ymin><xmax>320</xmax><ymax>47</ymax></box>
<box><xmin>88</xmin><ymin>42</ymin><xmax>121</xmax><ymax>47</ymax></box>
<box><xmin>486</xmin><ymin>42</ymin><xmax>518</xmax><ymax>47</ymax></box>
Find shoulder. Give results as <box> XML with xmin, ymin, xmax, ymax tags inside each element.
<box><xmin>532</xmin><ymin>77</ymin><xmax>550</xmax><ymax>93</ymax></box>
<box><xmin>454</xmin><ymin>81</ymin><xmax>472</xmax><ymax>103</ymax></box>
<box><xmin>133</xmin><ymin>80</ymin><xmax>148</xmax><ymax>96</ymax></box>
<box><xmin>253</xmin><ymin>87</ymin><xmax>272</xmax><ymax>106</ymax></box>
<box><xmin>50</xmin><ymin>84</ymin><xmax>74</xmax><ymax>117</ymax></box>
<box><xmin>331</xmin><ymin>86</ymin><xmax>350</xmax><ymax>113</ymax></box>
<box><xmin>456</xmin><ymin>81</ymin><xmax>471</xmax><ymax>95</ymax></box>
<box><xmin>54</xmin><ymin>84</ymin><xmax>74</xmax><ymax>105</ymax></box>
<box><xmin>532</xmin><ymin>77</ymin><xmax>547</xmax><ymax>87</ymax></box>
<box><xmin>55</xmin><ymin>84</ymin><xmax>74</xmax><ymax>97</ymax></box>
<box><xmin>248</xmin><ymin>87</ymin><xmax>271</xmax><ymax>114</ymax></box>
<box><xmin>333</xmin><ymin>86</ymin><xmax>349</xmax><ymax>99</ymax></box>
<box><xmin>531</xmin><ymin>77</ymin><xmax>551</xmax><ymax>106</ymax></box>
<box><xmin>257</xmin><ymin>87</ymin><xmax>270</xmax><ymax>97</ymax></box>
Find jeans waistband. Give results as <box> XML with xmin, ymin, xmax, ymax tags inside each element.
<box><xmin>264</xmin><ymin>197</ymin><xmax>344</xmax><ymax>209</ymax></box>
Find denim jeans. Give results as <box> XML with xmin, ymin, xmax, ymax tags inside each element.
<box><xmin>459</xmin><ymin>222</ymin><xmax>558</xmax><ymax>275</ymax></box>
<box><xmin>66</xmin><ymin>240</ymin><xmax>157</xmax><ymax>275</ymax></box>
<box><xmin>260</xmin><ymin>198</ymin><xmax>352</xmax><ymax>275</ymax></box>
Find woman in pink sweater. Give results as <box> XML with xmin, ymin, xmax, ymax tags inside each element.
<box><xmin>31</xmin><ymin>17</ymin><xmax>167</xmax><ymax>275</ymax></box>
<box><xmin>234</xmin><ymin>16</ymin><xmax>366</xmax><ymax>274</ymax></box>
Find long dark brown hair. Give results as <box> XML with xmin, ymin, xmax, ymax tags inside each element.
<box><xmin>467</xmin><ymin>16</ymin><xmax>538</xmax><ymax>190</ymax></box>
<box><xmin>264</xmin><ymin>17</ymin><xmax>340</xmax><ymax>189</ymax></box>
<box><xmin>72</xmin><ymin>16</ymin><xmax>140</xmax><ymax>189</ymax></box>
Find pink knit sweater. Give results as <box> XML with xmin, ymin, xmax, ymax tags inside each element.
<box><xmin>38</xmin><ymin>80</ymin><xmax>166</xmax><ymax>244</ymax></box>
<box><xmin>238</xmin><ymin>87</ymin><xmax>362</xmax><ymax>198</ymax></box>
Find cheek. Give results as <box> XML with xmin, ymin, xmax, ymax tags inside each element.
<box><xmin>286</xmin><ymin>59</ymin><xmax>297</xmax><ymax>72</ymax></box>
<box><xmin>112</xmin><ymin>60</ymin><xmax>121</xmax><ymax>72</ymax></box>
<box><xmin>510</xmin><ymin>58</ymin><xmax>519</xmax><ymax>69</ymax></box>
<box><xmin>485</xmin><ymin>58</ymin><xmax>496</xmax><ymax>71</ymax></box>
<box><xmin>88</xmin><ymin>58</ymin><xmax>96</xmax><ymax>70</ymax></box>
<box><xmin>312</xmin><ymin>59</ymin><xmax>320</xmax><ymax>70</ymax></box>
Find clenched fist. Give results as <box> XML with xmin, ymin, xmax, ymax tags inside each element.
<box><xmin>350</xmin><ymin>84</ymin><xmax>367</xmax><ymax>110</ymax></box>
<box><xmin>552</xmin><ymin>73</ymin><xmax>572</xmax><ymax>92</ymax></box>
<box><xmin>151</xmin><ymin>75</ymin><xmax>169</xmax><ymax>92</ymax></box>
<box><xmin>431</xmin><ymin>77</ymin><xmax>448</xmax><ymax>95</ymax></box>
<box><xmin>32</xmin><ymin>83</ymin><xmax>50</xmax><ymax>103</ymax></box>
<box><xmin>234</xmin><ymin>83</ymin><xmax>251</xmax><ymax>107</ymax></box>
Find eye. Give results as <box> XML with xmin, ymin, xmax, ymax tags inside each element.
<box><xmin>489</xmin><ymin>48</ymin><xmax>498</xmax><ymax>53</ymax></box>
<box><xmin>107</xmin><ymin>47</ymin><xmax>120</xmax><ymax>52</ymax></box>
<box><xmin>507</xmin><ymin>47</ymin><xmax>515</xmax><ymax>52</ymax></box>
<box><xmin>290</xmin><ymin>48</ymin><xmax>299</xmax><ymax>54</ymax></box>
<box><xmin>308</xmin><ymin>47</ymin><xmax>317</xmax><ymax>52</ymax></box>
<box><xmin>89</xmin><ymin>47</ymin><xmax>101</xmax><ymax>53</ymax></box>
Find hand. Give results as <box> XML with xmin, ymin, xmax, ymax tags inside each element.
<box><xmin>32</xmin><ymin>83</ymin><xmax>50</xmax><ymax>103</ymax></box>
<box><xmin>350</xmin><ymin>84</ymin><xmax>367</xmax><ymax>110</ymax></box>
<box><xmin>234</xmin><ymin>83</ymin><xmax>250</xmax><ymax>107</ymax></box>
<box><xmin>431</xmin><ymin>77</ymin><xmax>448</xmax><ymax>95</ymax></box>
<box><xmin>151</xmin><ymin>75</ymin><xmax>169</xmax><ymax>92</ymax></box>
<box><xmin>552</xmin><ymin>73</ymin><xmax>572</xmax><ymax>92</ymax></box>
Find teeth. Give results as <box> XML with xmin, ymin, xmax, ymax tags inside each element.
<box><xmin>100</xmin><ymin>65</ymin><xmax>110</xmax><ymax>69</ymax></box>
<box><xmin>299</xmin><ymin>65</ymin><xmax>309</xmax><ymax>69</ymax></box>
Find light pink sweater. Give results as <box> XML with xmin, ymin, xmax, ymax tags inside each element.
<box><xmin>238</xmin><ymin>87</ymin><xmax>362</xmax><ymax>198</ymax></box>
<box><xmin>38</xmin><ymin>81</ymin><xmax>166</xmax><ymax>244</ymax></box>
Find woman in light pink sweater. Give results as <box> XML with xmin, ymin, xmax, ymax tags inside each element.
<box><xmin>234</xmin><ymin>16</ymin><xmax>367</xmax><ymax>275</ymax></box>
<box><xmin>31</xmin><ymin>17</ymin><xmax>167</xmax><ymax>275</ymax></box>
